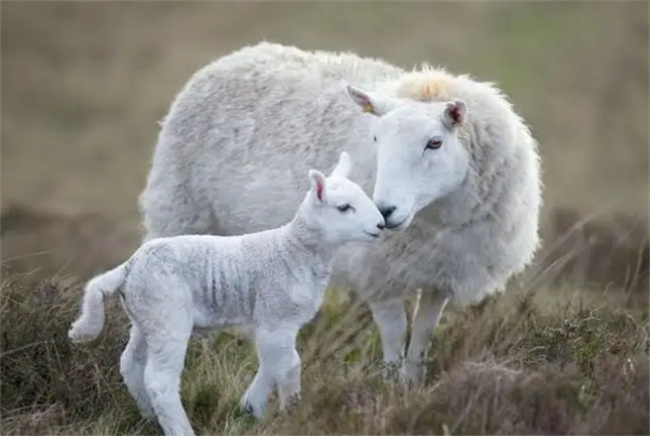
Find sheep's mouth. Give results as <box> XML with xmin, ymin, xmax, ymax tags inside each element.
<box><xmin>385</xmin><ymin>217</ymin><xmax>408</xmax><ymax>230</ymax></box>
<box><xmin>364</xmin><ymin>231</ymin><xmax>380</xmax><ymax>238</ymax></box>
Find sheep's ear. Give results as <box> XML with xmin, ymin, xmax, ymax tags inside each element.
<box><xmin>330</xmin><ymin>151</ymin><xmax>352</xmax><ymax>179</ymax></box>
<box><xmin>308</xmin><ymin>169</ymin><xmax>327</xmax><ymax>203</ymax></box>
<box><xmin>346</xmin><ymin>85</ymin><xmax>396</xmax><ymax>117</ymax></box>
<box><xmin>442</xmin><ymin>99</ymin><xmax>467</xmax><ymax>129</ymax></box>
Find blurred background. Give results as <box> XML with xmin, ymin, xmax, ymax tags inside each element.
<box><xmin>2</xmin><ymin>1</ymin><xmax>649</xmax><ymax>288</ymax></box>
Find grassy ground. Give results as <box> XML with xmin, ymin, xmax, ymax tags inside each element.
<box><xmin>2</xmin><ymin>262</ymin><xmax>648</xmax><ymax>435</ymax></box>
<box><xmin>1</xmin><ymin>2</ymin><xmax>649</xmax><ymax>435</ymax></box>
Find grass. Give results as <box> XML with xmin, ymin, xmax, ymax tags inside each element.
<box><xmin>1</xmin><ymin>256</ymin><xmax>648</xmax><ymax>434</ymax></box>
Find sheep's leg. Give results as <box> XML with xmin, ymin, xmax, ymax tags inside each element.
<box><xmin>369</xmin><ymin>298</ymin><xmax>407</xmax><ymax>379</ymax></box>
<box><xmin>143</xmin><ymin>318</ymin><xmax>194</xmax><ymax>436</ymax></box>
<box><xmin>403</xmin><ymin>290</ymin><xmax>449</xmax><ymax>385</ymax></box>
<box><xmin>120</xmin><ymin>324</ymin><xmax>155</xmax><ymax>419</ymax></box>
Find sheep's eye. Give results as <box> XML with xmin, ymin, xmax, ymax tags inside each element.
<box><xmin>337</xmin><ymin>204</ymin><xmax>352</xmax><ymax>213</ymax></box>
<box><xmin>373</xmin><ymin>135</ymin><xmax>377</xmax><ymax>142</ymax></box>
<box><xmin>426</xmin><ymin>137</ymin><xmax>443</xmax><ymax>150</ymax></box>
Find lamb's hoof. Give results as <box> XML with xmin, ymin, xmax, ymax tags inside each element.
<box><xmin>240</xmin><ymin>401</ymin><xmax>254</xmax><ymax>415</ymax></box>
<box><xmin>239</xmin><ymin>399</ymin><xmax>266</xmax><ymax>420</ymax></box>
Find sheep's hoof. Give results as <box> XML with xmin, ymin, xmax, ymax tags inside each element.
<box><xmin>378</xmin><ymin>361</ymin><xmax>402</xmax><ymax>382</ymax></box>
<box><xmin>401</xmin><ymin>360</ymin><xmax>426</xmax><ymax>386</ymax></box>
<box><xmin>280</xmin><ymin>393</ymin><xmax>301</xmax><ymax>414</ymax></box>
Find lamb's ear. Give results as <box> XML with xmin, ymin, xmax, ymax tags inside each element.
<box><xmin>330</xmin><ymin>151</ymin><xmax>352</xmax><ymax>178</ymax></box>
<box><xmin>346</xmin><ymin>85</ymin><xmax>396</xmax><ymax>117</ymax></box>
<box><xmin>442</xmin><ymin>99</ymin><xmax>467</xmax><ymax>130</ymax></box>
<box><xmin>308</xmin><ymin>169</ymin><xmax>327</xmax><ymax>203</ymax></box>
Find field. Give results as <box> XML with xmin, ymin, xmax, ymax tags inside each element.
<box><xmin>1</xmin><ymin>2</ymin><xmax>649</xmax><ymax>435</ymax></box>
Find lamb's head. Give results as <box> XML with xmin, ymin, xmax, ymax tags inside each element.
<box><xmin>304</xmin><ymin>151</ymin><xmax>385</xmax><ymax>245</ymax></box>
<box><xmin>347</xmin><ymin>85</ymin><xmax>470</xmax><ymax>231</ymax></box>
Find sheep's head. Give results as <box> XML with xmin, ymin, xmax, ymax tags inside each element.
<box><xmin>346</xmin><ymin>85</ymin><xmax>470</xmax><ymax>231</ymax></box>
<box><xmin>306</xmin><ymin>152</ymin><xmax>385</xmax><ymax>244</ymax></box>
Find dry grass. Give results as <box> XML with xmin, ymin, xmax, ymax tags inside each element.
<box><xmin>1</xmin><ymin>261</ymin><xmax>648</xmax><ymax>435</ymax></box>
<box><xmin>1</xmin><ymin>2</ymin><xmax>649</xmax><ymax>435</ymax></box>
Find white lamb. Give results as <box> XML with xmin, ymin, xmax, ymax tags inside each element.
<box><xmin>68</xmin><ymin>152</ymin><xmax>385</xmax><ymax>436</ymax></box>
<box><xmin>139</xmin><ymin>42</ymin><xmax>542</xmax><ymax>385</ymax></box>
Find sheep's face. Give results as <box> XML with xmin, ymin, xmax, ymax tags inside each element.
<box><xmin>346</xmin><ymin>86</ymin><xmax>470</xmax><ymax>231</ymax></box>
<box><xmin>307</xmin><ymin>152</ymin><xmax>385</xmax><ymax>245</ymax></box>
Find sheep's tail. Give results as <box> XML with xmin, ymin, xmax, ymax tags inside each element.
<box><xmin>68</xmin><ymin>261</ymin><xmax>129</xmax><ymax>343</ymax></box>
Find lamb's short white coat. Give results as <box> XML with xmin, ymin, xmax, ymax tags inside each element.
<box><xmin>69</xmin><ymin>152</ymin><xmax>385</xmax><ymax>436</ymax></box>
<box><xmin>139</xmin><ymin>42</ymin><xmax>542</xmax><ymax>384</ymax></box>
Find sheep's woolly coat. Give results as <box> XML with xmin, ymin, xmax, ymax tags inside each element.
<box><xmin>140</xmin><ymin>42</ymin><xmax>542</xmax><ymax>306</ymax></box>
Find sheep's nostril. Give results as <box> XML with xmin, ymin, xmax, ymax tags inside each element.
<box><xmin>377</xmin><ymin>223</ymin><xmax>385</xmax><ymax>231</ymax></box>
<box><xmin>379</xmin><ymin>206</ymin><xmax>396</xmax><ymax>219</ymax></box>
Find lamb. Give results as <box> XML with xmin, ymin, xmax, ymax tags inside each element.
<box><xmin>68</xmin><ymin>152</ymin><xmax>386</xmax><ymax>436</ymax></box>
<box><xmin>139</xmin><ymin>42</ymin><xmax>542</xmax><ymax>385</ymax></box>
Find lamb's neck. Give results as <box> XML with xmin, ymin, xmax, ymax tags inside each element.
<box><xmin>281</xmin><ymin>210</ymin><xmax>335</xmax><ymax>273</ymax></box>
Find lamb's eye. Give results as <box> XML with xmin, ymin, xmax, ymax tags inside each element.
<box><xmin>373</xmin><ymin>135</ymin><xmax>377</xmax><ymax>142</ymax></box>
<box><xmin>426</xmin><ymin>137</ymin><xmax>443</xmax><ymax>150</ymax></box>
<box><xmin>337</xmin><ymin>204</ymin><xmax>352</xmax><ymax>213</ymax></box>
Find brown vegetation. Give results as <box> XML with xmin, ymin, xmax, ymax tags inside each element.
<box><xmin>1</xmin><ymin>2</ymin><xmax>648</xmax><ymax>435</ymax></box>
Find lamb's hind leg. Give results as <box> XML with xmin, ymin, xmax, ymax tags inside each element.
<box><xmin>120</xmin><ymin>324</ymin><xmax>155</xmax><ymax>419</ymax></box>
<box><xmin>143</xmin><ymin>314</ymin><xmax>194</xmax><ymax>436</ymax></box>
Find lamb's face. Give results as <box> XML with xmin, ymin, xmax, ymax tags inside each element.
<box><xmin>307</xmin><ymin>152</ymin><xmax>385</xmax><ymax>245</ymax></box>
<box><xmin>345</xmin><ymin>85</ymin><xmax>470</xmax><ymax>231</ymax></box>
<box><xmin>370</xmin><ymin>100</ymin><xmax>470</xmax><ymax>231</ymax></box>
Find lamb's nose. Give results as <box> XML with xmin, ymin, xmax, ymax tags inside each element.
<box><xmin>377</xmin><ymin>222</ymin><xmax>385</xmax><ymax>231</ymax></box>
<box><xmin>378</xmin><ymin>206</ymin><xmax>396</xmax><ymax>219</ymax></box>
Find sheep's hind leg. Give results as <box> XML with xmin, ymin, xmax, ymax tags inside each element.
<box><xmin>403</xmin><ymin>290</ymin><xmax>449</xmax><ymax>385</ymax></box>
<box><xmin>369</xmin><ymin>298</ymin><xmax>408</xmax><ymax>380</ymax></box>
<box><xmin>120</xmin><ymin>324</ymin><xmax>155</xmax><ymax>419</ymax></box>
<box><xmin>143</xmin><ymin>315</ymin><xmax>194</xmax><ymax>436</ymax></box>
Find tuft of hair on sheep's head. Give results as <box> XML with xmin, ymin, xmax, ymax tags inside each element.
<box><xmin>304</xmin><ymin>151</ymin><xmax>385</xmax><ymax>244</ymax></box>
<box><xmin>346</xmin><ymin>85</ymin><xmax>470</xmax><ymax>231</ymax></box>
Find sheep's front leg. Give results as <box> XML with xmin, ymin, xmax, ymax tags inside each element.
<box><xmin>369</xmin><ymin>298</ymin><xmax>407</xmax><ymax>379</ymax></box>
<box><xmin>403</xmin><ymin>290</ymin><xmax>449</xmax><ymax>385</ymax></box>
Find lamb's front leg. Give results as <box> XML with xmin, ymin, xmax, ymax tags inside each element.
<box><xmin>403</xmin><ymin>290</ymin><xmax>449</xmax><ymax>385</ymax></box>
<box><xmin>241</xmin><ymin>327</ymin><xmax>300</xmax><ymax>418</ymax></box>
<box><xmin>369</xmin><ymin>298</ymin><xmax>407</xmax><ymax>379</ymax></box>
<box><xmin>240</xmin><ymin>366</ymin><xmax>273</xmax><ymax>419</ymax></box>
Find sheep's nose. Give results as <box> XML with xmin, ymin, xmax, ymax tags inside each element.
<box><xmin>378</xmin><ymin>205</ymin><xmax>396</xmax><ymax>219</ymax></box>
<box><xmin>377</xmin><ymin>222</ymin><xmax>385</xmax><ymax>231</ymax></box>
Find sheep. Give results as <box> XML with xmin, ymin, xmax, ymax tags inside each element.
<box><xmin>139</xmin><ymin>41</ymin><xmax>542</xmax><ymax>385</ymax></box>
<box><xmin>68</xmin><ymin>151</ymin><xmax>386</xmax><ymax>436</ymax></box>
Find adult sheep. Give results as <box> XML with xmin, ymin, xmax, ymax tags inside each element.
<box><xmin>139</xmin><ymin>42</ymin><xmax>542</xmax><ymax>384</ymax></box>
